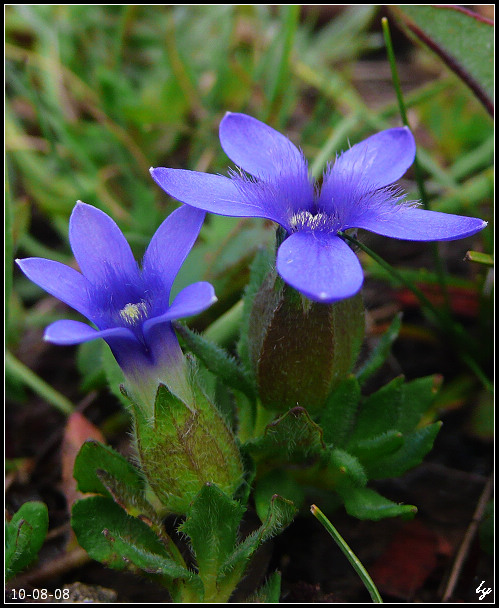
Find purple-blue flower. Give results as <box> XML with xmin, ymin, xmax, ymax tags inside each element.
<box><xmin>16</xmin><ymin>202</ymin><xmax>216</xmax><ymax>407</ymax></box>
<box><xmin>150</xmin><ymin>113</ymin><xmax>487</xmax><ymax>303</ymax></box>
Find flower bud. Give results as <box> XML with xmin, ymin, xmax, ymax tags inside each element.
<box><xmin>248</xmin><ymin>267</ymin><xmax>364</xmax><ymax>414</ymax></box>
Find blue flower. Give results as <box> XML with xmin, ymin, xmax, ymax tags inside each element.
<box><xmin>150</xmin><ymin>113</ymin><xmax>487</xmax><ymax>303</ymax></box>
<box><xmin>16</xmin><ymin>202</ymin><xmax>216</xmax><ymax>407</ymax></box>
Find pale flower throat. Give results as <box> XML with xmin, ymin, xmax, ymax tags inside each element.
<box><xmin>118</xmin><ymin>301</ymin><xmax>149</xmax><ymax>326</ymax></box>
<box><xmin>290</xmin><ymin>210</ymin><xmax>342</xmax><ymax>234</ymax></box>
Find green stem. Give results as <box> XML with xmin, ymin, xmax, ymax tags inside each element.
<box><xmin>340</xmin><ymin>233</ymin><xmax>445</xmax><ymax>326</ymax></box>
<box><xmin>381</xmin><ymin>17</ymin><xmax>408</xmax><ymax>125</ymax></box>
<box><xmin>6</xmin><ymin>350</ymin><xmax>75</xmax><ymax>415</ymax></box>
<box><xmin>340</xmin><ymin>232</ymin><xmax>492</xmax><ymax>392</ymax></box>
<box><xmin>311</xmin><ymin>504</ymin><xmax>383</xmax><ymax>603</ymax></box>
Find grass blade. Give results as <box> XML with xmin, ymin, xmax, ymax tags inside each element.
<box><xmin>311</xmin><ymin>504</ymin><xmax>383</xmax><ymax>602</ymax></box>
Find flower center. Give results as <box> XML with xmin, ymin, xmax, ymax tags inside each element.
<box><xmin>289</xmin><ymin>210</ymin><xmax>341</xmax><ymax>234</ymax></box>
<box><xmin>118</xmin><ymin>301</ymin><xmax>149</xmax><ymax>326</ymax></box>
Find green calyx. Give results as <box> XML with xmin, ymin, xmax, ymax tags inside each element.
<box><xmin>248</xmin><ymin>267</ymin><xmax>365</xmax><ymax>413</ymax></box>
<box><xmin>131</xmin><ymin>380</ymin><xmax>244</xmax><ymax>514</ymax></box>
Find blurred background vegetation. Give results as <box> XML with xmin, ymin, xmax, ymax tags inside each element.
<box><xmin>6</xmin><ymin>4</ymin><xmax>493</xmax><ymax>396</ymax></box>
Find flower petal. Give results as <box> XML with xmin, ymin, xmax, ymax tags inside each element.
<box><xmin>167</xmin><ymin>281</ymin><xmax>217</xmax><ymax>320</ymax></box>
<box><xmin>353</xmin><ymin>207</ymin><xmax>488</xmax><ymax>241</ymax></box>
<box><xmin>143</xmin><ymin>281</ymin><xmax>217</xmax><ymax>336</ymax></box>
<box><xmin>15</xmin><ymin>257</ymin><xmax>93</xmax><ymax>320</ymax></box>
<box><xmin>44</xmin><ymin>319</ymin><xmax>135</xmax><ymax>345</ymax></box>
<box><xmin>276</xmin><ymin>232</ymin><xmax>364</xmax><ymax>303</ymax></box>
<box><xmin>142</xmin><ymin>205</ymin><xmax>206</xmax><ymax>311</ymax></box>
<box><xmin>150</xmin><ymin>167</ymin><xmax>277</xmax><ymax>219</ymax></box>
<box><xmin>69</xmin><ymin>201</ymin><xmax>140</xmax><ymax>286</ymax></box>
<box><xmin>44</xmin><ymin>321</ymin><xmax>156</xmax><ymax>396</ymax></box>
<box><xmin>219</xmin><ymin>112</ymin><xmax>308</xmax><ymax>181</ymax></box>
<box><xmin>332</xmin><ymin>127</ymin><xmax>416</xmax><ymax>189</ymax></box>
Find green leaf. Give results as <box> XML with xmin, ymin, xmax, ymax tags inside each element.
<box><xmin>349</xmin><ymin>430</ymin><xmax>404</xmax><ymax>462</ymax></box>
<box><xmin>320</xmin><ymin>375</ymin><xmax>361</xmax><ymax>447</ymax></box>
<box><xmin>6</xmin><ymin>501</ymin><xmax>49</xmax><ymax>580</ymax></box>
<box><xmin>72</xmin><ymin>496</ymin><xmax>201</xmax><ymax>598</ymax></box>
<box><xmin>73</xmin><ymin>441</ymin><xmax>165</xmax><ymax>535</ymax></box>
<box><xmin>338</xmin><ymin>486</ymin><xmax>417</xmax><ymax>521</ymax></box>
<box><xmin>396</xmin><ymin>375</ymin><xmax>441</xmax><ymax>433</ymax></box>
<box><xmin>330</xmin><ymin>448</ymin><xmax>368</xmax><ymax>489</ymax></box>
<box><xmin>244</xmin><ymin>406</ymin><xmax>325</xmax><ymax>465</ymax></box>
<box><xmin>176</xmin><ymin>323</ymin><xmax>256</xmax><ymax>401</ymax></box>
<box><xmin>254</xmin><ymin>470</ymin><xmax>305</xmax><ymax>522</ymax></box>
<box><xmin>245</xmin><ymin>571</ymin><xmax>282</xmax><ymax>603</ymax></box>
<box><xmin>391</xmin><ymin>5</ymin><xmax>494</xmax><ymax>115</ymax></box>
<box><xmin>365</xmin><ymin>422</ymin><xmax>442</xmax><ymax>479</ymax></box>
<box><xmin>180</xmin><ymin>484</ymin><xmax>246</xmax><ymax>600</ymax></box>
<box><xmin>356</xmin><ymin>313</ymin><xmax>402</xmax><ymax>386</ymax></box>
<box><xmin>240</xmin><ymin>494</ymin><xmax>297</xmax><ymax>551</ymax></box>
<box><xmin>233</xmin><ymin>448</ymin><xmax>256</xmax><ymax>509</ymax></box>
<box><xmin>219</xmin><ymin>494</ymin><xmax>297</xmax><ymax>583</ymax></box>
<box><xmin>347</xmin><ymin>376</ymin><xmax>404</xmax><ymax>445</ymax></box>
<box><xmin>74</xmin><ymin>440</ymin><xmax>145</xmax><ymax>497</ymax></box>
<box><xmin>96</xmin><ymin>470</ymin><xmax>161</xmax><ymax>524</ymax></box>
